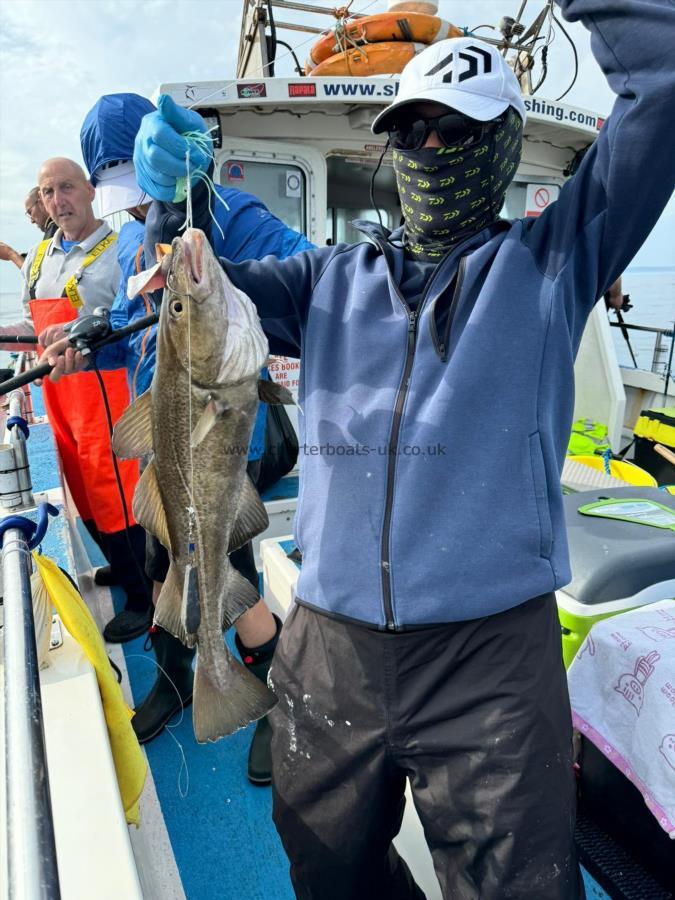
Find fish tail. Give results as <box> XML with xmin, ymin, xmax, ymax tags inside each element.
<box><xmin>192</xmin><ymin>650</ymin><xmax>276</xmax><ymax>743</ymax></box>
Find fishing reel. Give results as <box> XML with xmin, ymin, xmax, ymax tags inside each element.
<box><xmin>63</xmin><ymin>307</ymin><xmax>112</xmax><ymax>355</ymax></box>
<box><xmin>620</xmin><ymin>293</ymin><xmax>632</xmax><ymax>313</ymax></box>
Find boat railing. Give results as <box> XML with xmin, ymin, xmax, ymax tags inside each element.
<box><xmin>609</xmin><ymin>319</ymin><xmax>675</xmax><ymax>382</ymax></box>
<box><xmin>237</xmin><ymin>0</ymin><xmax>550</xmax><ymax>81</ymax></box>
<box><xmin>2</xmin><ymin>388</ymin><xmax>61</xmax><ymax>898</ymax></box>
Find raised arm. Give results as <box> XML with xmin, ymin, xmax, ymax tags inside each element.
<box><xmin>523</xmin><ymin>0</ymin><xmax>675</xmax><ymax>325</ymax></box>
<box><xmin>0</xmin><ymin>241</ymin><xmax>25</xmax><ymax>270</ymax></box>
<box><xmin>221</xmin><ymin>246</ymin><xmax>333</xmax><ymax>358</ymax></box>
<box><xmin>0</xmin><ymin>253</ymin><xmax>37</xmax><ymax>351</ymax></box>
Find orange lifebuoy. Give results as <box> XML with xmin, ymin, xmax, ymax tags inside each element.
<box><xmin>309</xmin><ymin>41</ymin><xmax>426</xmax><ymax>78</ymax></box>
<box><xmin>305</xmin><ymin>12</ymin><xmax>463</xmax><ymax>74</ymax></box>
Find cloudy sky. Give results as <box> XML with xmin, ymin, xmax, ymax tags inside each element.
<box><xmin>1</xmin><ymin>0</ymin><xmax>674</xmax><ymax>298</ymax></box>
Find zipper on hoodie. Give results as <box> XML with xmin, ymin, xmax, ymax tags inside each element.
<box><xmin>380</xmin><ymin>306</ymin><xmax>419</xmax><ymax>630</ymax></box>
<box><xmin>370</xmin><ymin>232</ymin><xmax>461</xmax><ymax>630</ymax></box>
<box><xmin>432</xmin><ymin>255</ymin><xmax>467</xmax><ymax>360</ymax></box>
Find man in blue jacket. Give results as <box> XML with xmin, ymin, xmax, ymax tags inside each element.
<box><xmin>135</xmin><ymin>2</ymin><xmax>675</xmax><ymax>895</ymax></box>
<box><xmin>49</xmin><ymin>92</ymin><xmax>313</xmax><ymax>784</ymax></box>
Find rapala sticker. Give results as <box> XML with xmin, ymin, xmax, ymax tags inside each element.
<box><xmin>288</xmin><ymin>82</ymin><xmax>316</xmax><ymax>97</ymax></box>
<box><xmin>237</xmin><ymin>82</ymin><xmax>267</xmax><ymax>99</ymax></box>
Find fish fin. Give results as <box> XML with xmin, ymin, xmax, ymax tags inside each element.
<box><xmin>258</xmin><ymin>379</ymin><xmax>294</xmax><ymax>405</ymax></box>
<box><xmin>154</xmin><ymin>563</ymin><xmax>193</xmax><ymax>646</ymax></box>
<box><xmin>191</xmin><ymin>397</ymin><xmax>228</xmax><ymax>448</ymax></box>
<box><xmin>112</xmin><ymin>390</ymin><xmax>154</xmax><ymax>459</ymax></box>
<box><xmin>228</xmin><ymin>476</ymin><xmax>269</xmax><ymax>553</ymax></box>
<box><xmin>221</xmin><ymin>567</ymin><xmax>261</xmax><ymax>631</ymax></box>
<box><xmin>132</xmin><ymin>460</ymin><xmax>172</xmax><ymax>553</ymax></box>
<box><xmin>192</xmin><ymin>648</ymin><xmax>276</xmax><ymax>743</ymax></box>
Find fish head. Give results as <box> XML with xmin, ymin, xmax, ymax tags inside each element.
<box><xmin>160</xmin><ymin>228</ymin><xmax>268</xmax><ymax>387</ymax></box>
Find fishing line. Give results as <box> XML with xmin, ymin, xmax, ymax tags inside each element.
<box><xmin>127</xmin><ymin>652</ymin><xmax>190</xmax><ymax>798</ymax></box>
<box><xmin>174</xmin><ymin>127</ymin><xmax>230</xmax><ymax>240</ymax></box>
<box><xmin>90</xmin><ymin>354</ymin><xmax>151</xmax><ymax>593</ymax></box>
<box><xmin>184</xmin><ymin>151</ymin><xmax>198</xmax><ymax>558</ymax></box>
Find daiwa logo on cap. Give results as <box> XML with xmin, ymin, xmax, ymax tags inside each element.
<box><xmin>372</xmin><ymin>37</ymin><xmax>527</xmax><ymax>134</ymax></box>
<box><xmin>425</xmin><ymin>45</ymin><xmax>493</xmax><ymax>84</ymax></box>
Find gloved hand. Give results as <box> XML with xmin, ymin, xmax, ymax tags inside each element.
<box><xmin>133</xmin><ymin>94</ymin><xmax>214</xmax><ymax>202</ymax></box>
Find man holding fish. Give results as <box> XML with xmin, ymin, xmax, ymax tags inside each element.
<box><xmin>131</xmin><ymin>0</ymin><xmax>675</xmax><ymax>896</ymax></box>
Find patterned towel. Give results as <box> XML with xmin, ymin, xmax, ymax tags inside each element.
<box><xmin>568</xmin><ymin>599</ymin><xmax>675</xmax><ymax>838</ymax></box>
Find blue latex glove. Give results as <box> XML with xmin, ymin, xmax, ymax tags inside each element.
<box><xmin>133</xmin><ymin>94</ymin><xmax>214</xmax><ymax>202</ymax></box>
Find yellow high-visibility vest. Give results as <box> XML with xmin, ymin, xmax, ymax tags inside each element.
<box><xmin>28</xmin><ymin>231</ymin><xmax>118</xmax><ymax>308</ymax></box>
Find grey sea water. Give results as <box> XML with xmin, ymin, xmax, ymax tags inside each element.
<box><xmin>0</xmin><ymin>268</ymin><xmax>673</xmax><ymax>370</ymax></box>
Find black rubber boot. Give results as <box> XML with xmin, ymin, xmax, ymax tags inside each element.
<box><xmin>102</xmin><ymin>526</ymin><xmax>153</xmax><ymax>642</ymax></box>
<box><xmin>132</xmin><ymin>627</ymin><xmax>195</xmax><ymax>744</ymax></box>
<box><xmin>103</xmin><ymin>526</ymin><xmax>152</xmax><ymax>609</ymax></box>
<box><xmin>235</xmin><ymin>615</ymin><xmax>282</xmax><ymax>786</ymax></box>
<box><xmin>103</xmin><ymin>607</ymin><xmax>153</xmax><ymax>643</ymax></box>
<box><xmin>83</xmin><ymin>518</ymin><xmax>107</xmax><ymax>556</ymax></box>
<box><xmin>94</xmin><ymin>565</ymin><xmax>119</xmax><ymax>587</ymax></box>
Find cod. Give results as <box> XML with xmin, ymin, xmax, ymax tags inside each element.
<box><xmin>114</xmin><ymin>228</ymin><xmax>286</xmax><ymax>743</ymax></box>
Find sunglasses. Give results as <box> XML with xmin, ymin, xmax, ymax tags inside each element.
<box><xmin>388</xmin><ymin>112</ymin><xmax>500</xmax><ymax>152</ymax></box>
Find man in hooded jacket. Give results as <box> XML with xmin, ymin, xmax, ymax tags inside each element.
<box><xmin>134</xmin><ymin>1</ymin><xmax>675</xmax><ymax>896</ymax></box>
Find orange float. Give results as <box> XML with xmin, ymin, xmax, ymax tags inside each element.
<box><xmin>305</xmin><ymin>12</ymin><xmax>463</xmax><ymax>74</ymax></box>
<box><xmin>309</xmin><ymin>41</ymin><xmax>430</xmax><ymax>78</ymax></box>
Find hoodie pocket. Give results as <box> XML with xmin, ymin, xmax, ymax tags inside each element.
<box><xmin>528</xmin><ymin>431</ymin><xmax>553</xmax><ymax>559</ymax></box>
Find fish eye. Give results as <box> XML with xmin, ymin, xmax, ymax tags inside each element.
<box><xmin>170</xmin><ymin>299</ymin><xmax>184</xmax><ymax>317</ymax></box>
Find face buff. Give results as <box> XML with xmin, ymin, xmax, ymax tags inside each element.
<box><xmin>392</xmin><ymin>108</ymin><xmax>523</xmax><ymax>261</ymax></box>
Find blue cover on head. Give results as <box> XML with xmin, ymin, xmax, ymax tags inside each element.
<box><xmin>81</xmin><ymin>93</ymin><xmax>156</xmax><ymax>182</ymax></box>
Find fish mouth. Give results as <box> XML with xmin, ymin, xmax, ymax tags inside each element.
<box><xmin>181</xmin><ymin>230</ymin><xmax>209</xmax><ymax>301</ymax></box>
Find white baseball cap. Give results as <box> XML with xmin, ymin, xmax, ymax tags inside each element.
<box><xmin>372</xmin><ymin>37</ymin><xmax>527</xmax><ymax>134</ymax></box>
<box><xmin>95</xmin><ymin>160</ymin><xmax>149</xmax><ymax>217</ymax></box>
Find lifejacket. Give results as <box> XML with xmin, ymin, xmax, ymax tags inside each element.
<box><xmin>28</xmin><ymin>232</ymin><xmax>140</xmax><ymax>535</ymax></box>
<box><xmin>567</xmin><ymin>417</ymin><xmax>611</xmax><ymax>457</ymax></box>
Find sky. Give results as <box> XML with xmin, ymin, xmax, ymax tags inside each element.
<box><xmin>1</xmin><ymin>0</ymin><xmax>674</xmax><ymax>298</ymax></box>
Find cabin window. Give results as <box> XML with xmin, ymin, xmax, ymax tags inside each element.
<box><xmin>220</xmin><ymin>160</ymin><xmax>306</xmax><ymax>234</ymax></box>
<box><xmin>502</xmin><ymin>182</ymin><xmax>528</xmax><ymax>219</ymax></box>
<box><xmin>326</xmin><ymin>155</ymin><xmax>399</xmax><ymax>246</ymax></box>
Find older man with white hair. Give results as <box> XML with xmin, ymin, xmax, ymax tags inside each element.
<box><xmin>0</xmin><ymin>157</ymin><xmax>152</xmax><ymax>642</ymax></box>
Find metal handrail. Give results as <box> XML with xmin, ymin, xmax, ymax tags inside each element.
<box><xmin>5</xmin><ymin>391</ymin><xmax>35</xmax><ymax>510</ymax></box>
<box><xmin>609</xmin><ymin>320</ymin><xmax>675</xmax><ymax>380</ymax></box>
<box><xmin>3</xmin><ymin>528</ymin><xmax>61</xmax><ymax>899</ymax></box>
<box><xmin>2</xmin><ymin>402</ymin><xmax>61</xmax><ymax>897</ymax></box>
<box><xmin>608</xmin><ymin>321</ymin><xmax>674</xmax><ymax>338</ymax></box>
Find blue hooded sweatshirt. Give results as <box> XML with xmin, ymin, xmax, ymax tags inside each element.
<box><xmin>81</xmin><ymin>94</ymin><xmax>314</xmax><ymax>457</ymax></box>
<box><xmin>220</xmin><ymin>0</ymin><xmax>675</xmax><ymax>628</ymax></box>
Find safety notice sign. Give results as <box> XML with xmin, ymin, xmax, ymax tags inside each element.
<box><xmin>525</xmin><ymin>183</ymin><xmax>560</xmax><ymax>218</ymax></box>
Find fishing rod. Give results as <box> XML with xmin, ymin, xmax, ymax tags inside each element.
<box><xmin>0</xmin><ymin>311</ymin><xmax>159</xmax><ymax>396</ymax></box>
<box><xmin>608</xmin><ymin>292</ymin><xmax>638</xmax><ymax>369</ymax></box>
<box><xmin>662</xmin><ymin>314</ymin><xmax>675</xmax><ymax>406</ymax></box>
<box><xmin>0</xmin><ymin>335</ymin><xmax>39</xmax><ymax>344</ymax></box>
